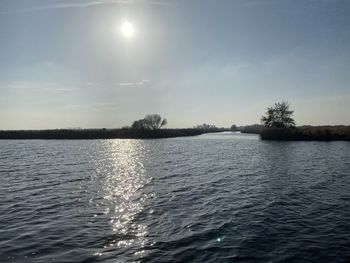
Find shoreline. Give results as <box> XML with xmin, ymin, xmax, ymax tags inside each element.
<box><xmin>1</xmin><ymin>126</ymin><xmax>350</xmax><ymax>141</ymax></box>
<box><xmin>260</xmin><ymin>126</ymin><xmax>350</xmax><ymax>141</ymax></box>
<box><xmin>0</xmin><ymin>128</ymin><xmax>211</xmax><ymax>140</ymax></box>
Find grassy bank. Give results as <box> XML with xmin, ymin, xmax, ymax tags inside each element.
<box><xmin>0</xmin><ymin>128</ymin><xmax>207</xmax><ymax>140</ymax></box>
<box><xmin>260</xmin><ymin>126</ymin><xmax>350</xmax><ymax>141</ymax></box>
<box><xmin>239</xmin><ymin>125</ymin><xmax>264</xmax><ymax>134</ymax></box>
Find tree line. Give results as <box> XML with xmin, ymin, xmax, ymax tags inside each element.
<box><xmin>130</xmin><ymin>101</ymin><xmax>296</xmax><ymax>132</ymax></box>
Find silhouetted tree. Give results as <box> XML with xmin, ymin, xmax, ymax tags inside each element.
<box><xmin>230</xmin><ymin>124</ymin><xmax>237</xmax><ymax>131</ymax></box>
<box><xmin>143</xmin><ymin>114</ymin><xmax>168</xmax><ymax>130</ymax></box>
<box><xmin>261</xmin><ymin>101</ymin><xmax>296</xmax><ymax>128</ymax></box>
<box><xmin>131</xmin><ymin>114</ymin><xmax>167</xmax><ymax>130</ymax></box>
<box><xmin>131</xmin><ymin>119</ymin><xmax>146</xmax><ymax>129</ymax></box>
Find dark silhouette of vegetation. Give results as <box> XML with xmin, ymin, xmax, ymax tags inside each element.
<box><xmin>261</xmin><ymin>101</ymin><xmax>296</xmax><ymax>128</ymax></box>
<box><xmin>239</xmin><ymin>124</ymin><xmax>264</xmax><ymax>134</ymax></box>
<box><xmin>0</xmin><ymin>128</ymin><xmax>207</xmax><ymax>140</ymax></box>
<box><xmin>131</xmin><ymin>119</ymin><xmax>146</xmax><ymax>129</ymax></box>
<box><xmin>131</xmin><ymin>114</ymin><xmax>167</xmax><ymax>130</ymax></box>
<box><xmin>0</xmin><ymin>114</ymin><xmax>222</xmax><ymax>140</ymax></box>
<box><xmin>2</xmin><ymin>108</ymin><xmax>349</xmax><ymax>141</ymax></box>
<box><xmin>260</xmin><ymin>126</ymin><xmax>350</xmax><ymax>141</ymax></box>
<box><xmin>259</xmin><ymin>101</ymin><xmax>350</xmax><ymax>140</ymax></box>
<box><xmin>230</xmin><ymin>124</ymin><xmax>237</xmax><ymax>131</ymax></box>
<box><xmin>194</xmin><ymin>124</ymin><xmax>218</xmax><ymax>131</ymax></box>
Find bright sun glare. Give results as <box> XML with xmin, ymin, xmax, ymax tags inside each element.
<box><xmin>120</xmin><ymin>21</ymin><xmax>135</xmax><ymax>38</ymax></box>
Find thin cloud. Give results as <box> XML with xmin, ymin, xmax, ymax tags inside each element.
<box><xmin>116</xmin><ymin>82</ymin><xmax>135</xmax><ymax>86</ymax></box>
<box><xmin>1</xmin><ymin>0</ymin><xmax>171</xmax><ymax>15</ymax></box>
<box><xmin>115</xmin><ymin>79</ymin><xmax>152</xmax><ymax>87</ymax></box>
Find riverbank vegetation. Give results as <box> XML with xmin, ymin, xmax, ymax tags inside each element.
<box><xmin>0</xmin><ymin>128</ymin><xmax>207</xmax><ymax>140</ymax></box>
<box><xmin>0</xmin><ymin>114</ymin><xmax>213</xmax><ymax>139</ymax></box>
<box><xmin>259</xmin><ymin>102</ymin><xmax>350</xmax><ymax>141</ymax></box>
<box><xmin>240</xmin><ymin>124</ymin><xmax>264</xmax><ymax>134</ymax></box>
<box><xmin>260</xmin><ymin>126</ymin><xmax>350</xmax><ymax>141</ymax></box>
<box><xmin>1</xmin><ymin>109</ymin><xmax>349</xmax><ymax>141</ymax></box>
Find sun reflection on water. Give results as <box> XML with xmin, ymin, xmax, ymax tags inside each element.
<box><xmin>91</xmin><ymin>140</ymin><xmax>153</xmax><ymax>257</ymax></box>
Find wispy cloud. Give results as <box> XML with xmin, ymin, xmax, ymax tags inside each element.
<box><xmin>1</xmin><ymin>0</ymin><xmax>171</xmax><ymax>15</ymax></box>
<box><xmin>115</xmin><ymin>79</ymin><xmax>151</xmax><ymax>87</ymax></box>
<box><xmin>116</xmin><ymin>82</ymin><xmax>135</xmax><ymax>86</ymax></box>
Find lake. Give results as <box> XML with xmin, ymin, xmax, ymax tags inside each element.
<box><xmin>1</xmin><ymin>132</ymin><xmax>350</xmax><ymax>262</ymax></box>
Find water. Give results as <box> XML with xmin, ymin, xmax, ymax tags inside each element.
<box><xmin>1</xmin><ymin>132</ymin><xmax>350</xmax><ymax>263</ymax></box>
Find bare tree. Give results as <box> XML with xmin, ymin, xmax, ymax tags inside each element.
<box><xmin>131</xmin><ymin>119</ymin><xmax>147</xmax><ymax>129</ymax></box>
<box><xmin>132</xmin><ymin>114</ymin><xmax>168</xmax><ymax>130</ymax></box>
<box><xmin>261</xmin><ymin>101</ymin><xmax>296</xmax><ymax>128</ymax></box>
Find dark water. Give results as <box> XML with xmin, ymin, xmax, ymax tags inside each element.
<box><xmin>1</xmin><ymin>132</ymin><xmax>350</xmax><ymax>263</ymax></box>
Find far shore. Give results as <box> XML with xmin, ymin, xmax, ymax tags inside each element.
<box><xmin>0</xmin><ymin>128</ymin><xmax>213</xmax><ymax>140</ymax></box>
<box><xmin>260</xmin><ymin>126</ymin><xmax>350</xmax><ymax>141</ymax></box>
<box><xmin>1</xmin><ymin>126</ymin><xmax>349</xmax><ymax>141</ymax></box>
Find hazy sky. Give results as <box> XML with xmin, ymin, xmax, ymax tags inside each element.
<box><xmin>1</xmin><ymin>0</ymin><xmax>349</xmax><ymax>129</ymax></box>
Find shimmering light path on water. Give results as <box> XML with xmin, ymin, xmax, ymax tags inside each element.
<box><xmin>1</xmin><ymin>133</ymin><xmax>350</xmax><ymax>262</ymax></box>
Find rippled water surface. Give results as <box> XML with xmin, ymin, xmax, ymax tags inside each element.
<box><xmin>1</xmin><ymin>132</ymin><xmax>350</xmax><ymax>262</ymax></box>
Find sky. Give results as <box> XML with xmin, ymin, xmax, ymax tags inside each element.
<box><xmin>0</xmin><ymin>0</ymin><xmax>349</xmax><ymax>129</ymax></box>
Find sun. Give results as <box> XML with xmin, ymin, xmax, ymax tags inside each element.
<box><xmin>120</xmin><ymin>21</ymin><xmax>135</xmax><ymax>38</ymax></box>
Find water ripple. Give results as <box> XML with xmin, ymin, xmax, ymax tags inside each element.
<box><xmin>0</xmin><ymin>136</ymin><xmax>350</xmax><ymax>262</ymax></box>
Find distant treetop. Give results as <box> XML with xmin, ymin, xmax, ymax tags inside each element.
<box><xmin>194</xmin><ymin>124</ymin><xmax>218</xmax><ymax>130</ymax></box>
